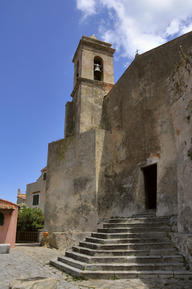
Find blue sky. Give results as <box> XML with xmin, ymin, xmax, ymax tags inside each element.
<box><xmin>0</xmin><ymin>0</ymin><xmax>192</xmax><ymax>204</ymax></box>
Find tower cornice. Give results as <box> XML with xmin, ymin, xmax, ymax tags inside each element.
<box><xmin>72</xmin><ymin>36</ymin><xmax>115</xmax><ymax>63</ymax></box>
<box><xmin>70</xmin><ymin>77</ymin><xmax>114</xmax><ymax>98</ymax></box>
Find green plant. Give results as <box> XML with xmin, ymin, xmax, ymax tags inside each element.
<box><xmin>110</xmin><ymin>275</ymin><xmax>118</xmax><ymax>280</ymax></box>
<box><xmin>179</xmin><ymin>45</ymin><xmax>187</xmax><ymax>62</ymax></box>
<box><xmin>17</xmin><ymin>204</ymin><xmax>44</xmax><ymax>232</ymax></box>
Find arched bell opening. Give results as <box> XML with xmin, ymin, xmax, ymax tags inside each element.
<box><xmin>94</xmin><ymin>56</ymin><xmax>103</xmax><ymax>81</ymax></box>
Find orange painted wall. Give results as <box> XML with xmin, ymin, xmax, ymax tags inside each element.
<box><xmin>0</xmin><ymin>200</ymin><xmax>18</xmax><ymax>248</ymax></box>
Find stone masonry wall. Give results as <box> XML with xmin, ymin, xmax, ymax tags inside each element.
<box><xmin>168</xmin><ymin>47</ymin><xmax>192</xmax><ymax>233</ymax></box>
<box><xmin>65</xmin><ymin>79</ymin><xmax>113</xmax><ymax>137</ymax></box>
<box><xmin>101</xmin><ymin>32</ymin><xmax>192</xmax><ymax>220</ymax></box>
<box><xmin>44</xmin><ymin>130</ymin><xmax>99</xmax><ymax>248</ymax></box>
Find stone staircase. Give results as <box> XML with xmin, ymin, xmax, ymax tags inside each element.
<box><xmin>50</xmin><ymin>212</ymin><xmax>192</xmax><ymax>279</ymax></box>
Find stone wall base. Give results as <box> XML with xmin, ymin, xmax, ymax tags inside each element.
<box><xmin>40</xmin><ymin>231</ymin><xmax>91</xmax><ymax>250</ymax></box>
<box><xmin>169</xmin><ymin>233</ymin><xmax>192</xmax><ymax>268</ymax></box>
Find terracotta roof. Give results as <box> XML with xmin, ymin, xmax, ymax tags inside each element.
<box><xmin>0</xmin><ymin>204</ymin><xmax>15</xmax><ymax>210</ymax></box>
<box><xmin>41</xmin><ymin>166</ymin><xmax>47</xmax><ymax>172</ymax></box>
<box><xmin>0</xmin><ymin>198</ymin><xmax>19</xmax><ymax>209</ymax></box>
<box><xmin>18</xmin><ymin>194</ymin><xmax>26</xmax><ymax>200</ymax></box>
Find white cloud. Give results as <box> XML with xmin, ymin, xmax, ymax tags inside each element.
<box><xmin>181</xmin><ymin>21</ymin><xmax>192</xmax><ymax>34</ymax></box>
<box><xmin>76</xmin><ymin>0</ymin><xmax>192</xmax><ymax>60</ymax></box>
<box><xmin>76</xmin><ymin>0</ymin><xmax>96</xmax><ymax>19</ymax></box>
<box><xmin>165</xmin><ymin>19</ymin><xmax>180</xmax><ymax>36</ymax></box>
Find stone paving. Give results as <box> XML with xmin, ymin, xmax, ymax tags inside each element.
<box><xmin>0</xmin><ymin>243</ymin><xmax>192</xmax><ymax>289</ymax></box>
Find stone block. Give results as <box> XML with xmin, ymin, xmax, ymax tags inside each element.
<box><xmin>0</xmin><ymin>244</ymin><xmax>10</xmax><ymax>254</ymax></box>
<box><xmin>9</xmin><ymin>277</ymin><xmax>57</xmax><ymax>289</ymax></box>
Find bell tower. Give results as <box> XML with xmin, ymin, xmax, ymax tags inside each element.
<box><xmin>64</xmin><ymin>35</ymin><xmax>115</xmax><ymax>137</ymax></box>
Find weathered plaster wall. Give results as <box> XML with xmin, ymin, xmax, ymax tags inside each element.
<box><xmin>101</xmin><ymin>32</ymin><xmax>192</xmax><ymax>218</ymax></box>
<box><xmin>65</xmin><ymin>80</ymin><xmax>113</xmax><ymax>137</ymax></box>
<box><xmin>80</xmin><ymin>80</ymin><xmax>113</xmax><ymax>133</ymax></box>
<box><xmin>64</xmin><ymin>101</ymin><xmax>74</xmax><ymax>138</ymax></box>
<box><xmin>44</xmin><ymin>130</ymin><xmax>99</xmax><ymax>248</ymax></box>
<box><xmin>170</xmin><ymin>233</ymin><xmax>192</xmax><ymax>268</ymax></box>
<box><xmin>26</xmin><ymin>174</ymin><xmax>46</xmax><ymax>212</ymax></box>
<box><xmin>168</xmin><ymin>47</ymin><xmax>192</xmax><ymax>233</ymax></box>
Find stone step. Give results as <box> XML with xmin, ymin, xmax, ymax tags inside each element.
<box><xmin>73</xmin><ymin>245</ymin><xmax>150</xmax><ymax>256</ymax></box>
<box><xmin>92</xmin><ymin>231</ymin><xmax>168</xmax><ymax>239</ymax></box>
<box><xmin>72</xmin><ymin>246</ymin><xmax>179</xmax><ymax>256</ymax></box>
<box><xmin>66</xmin><ymin>250</ymin><xmax>183</xmax><ymax>264</ymax></box>
<box><xmin>82</xmin><ymin>270</ymin><xmax>192</xmax><ymax>279</ymax></box>
<box><xmin>86</xmin><ymin>236</ymin><xmax>170</xmax><ymax>244</ymax></box>
<box><xmin>133</xmin><ymin>210</ymin><xmax>156</xmax><ymax>217</ymax></box>
<box><xmin>108</xmin><ymin>217</ymin><xmax>169</xmax><ymax>223</ymax></box>
<box><xmin>58</xmin><ymin>256</ymin><xmax>85</xmax><ymax>270</ymax></box>
<box><xmin>79</xmin><ymin>241</ymin><xmax>174</xmax><ymax>250</ymax></box>
<box><xmin>89</xmin><ymin>255</ymin><xmax>183</xmax><ymax>264</ymax></box>
<box><xmin>98</xmin><ymin>226</ymin><xmax>171</xmax><ymax>233</ymax></box>
<box><xmin>50</xmin><ymin>215</ymin><xmax>191</xmax><ymax>279</ymax></box>
<box><xmin>66</xmin><ymin>251</ymin><xmax>91</xmax><ymax>263</ymax></box>
<box><xmin>50</xmin><ymin>259</ymin><xmax>192</xmax><ymax>279</ymax></box>
<box><xmin>85</xmin><ymin>262</ymin><xmax>186</xmax><ymax>271</ymax></box>
<box><xmin>104</xmin><ymin>221</ymin><xmax>169</xmax><ymax>228</ymax></box>
<box><xmin>50</xmin><ymin>259</ymin><xmax>82</xmax><ymax>278</ymax></box>
<box><xmin>53</xmin><ymin>256</ymin><xmax>186</xmax><ymax>271</ymax></box>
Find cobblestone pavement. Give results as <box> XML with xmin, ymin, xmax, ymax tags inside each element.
<box><xmin>0</xmin><ymin>243</ymin><xmax>192</xmax><ymax>289</ymax></box>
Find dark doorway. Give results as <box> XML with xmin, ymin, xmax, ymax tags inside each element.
<box><xmin>143</xmin><ymin>164</ymin><xmax>157</xmax><ymax>209</ymax></box>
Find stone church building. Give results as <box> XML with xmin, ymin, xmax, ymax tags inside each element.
<box><xmin>44</xmin><ymin>32</ymin><xmax>192</xmax><ymax>256</ymax></box>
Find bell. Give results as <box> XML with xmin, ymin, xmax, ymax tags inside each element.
<box><xmin>94</xmin><ymin>64</ymin><xmax>101</xmax><ymax>73</ymax></box>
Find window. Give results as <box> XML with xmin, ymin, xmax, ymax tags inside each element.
<box><xmin>0</xmin><ymin>212</ymin><xmax>4</xmax><ymax>226</ymax></box>
<box><xmin>33</xmin><ymin>194</ymin><xmax>39</xmax><ymax>206</ymax></box>
<box><xmin>43</xmin><ymin>172</ymin><xmax>46</xmax><ymax>181</ymax></box>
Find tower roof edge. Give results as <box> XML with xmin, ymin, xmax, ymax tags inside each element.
<box><xmin>72</xmin><ymin>35</ymin><xmax>115</xmax><ymax>63</ymax></box>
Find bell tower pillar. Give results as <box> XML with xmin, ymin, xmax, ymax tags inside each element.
<box><xmin>64</xmin><ymin>35</ymin><xmax>115</xmax><ymax>137</ymax></box>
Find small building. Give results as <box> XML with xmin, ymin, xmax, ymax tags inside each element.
<box><xmin>25</xmin><ymin>167</ymin><xmax>47</xmax><ymax>213</ymax></box>
<box><xmin>17</xmin><ymin>189</ymin><xmax>26</xmax><ymax>205</ymax></box>
<box><xmin>0</xmin><ymin>199</ymin><xmax>19</xmax><ymax>248</ymax></box>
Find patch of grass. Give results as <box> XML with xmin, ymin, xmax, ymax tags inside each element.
<box><xmin>72</xmin><ymin>276</ymin><xmax>87</xmax><ymax>282</ymax></box>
